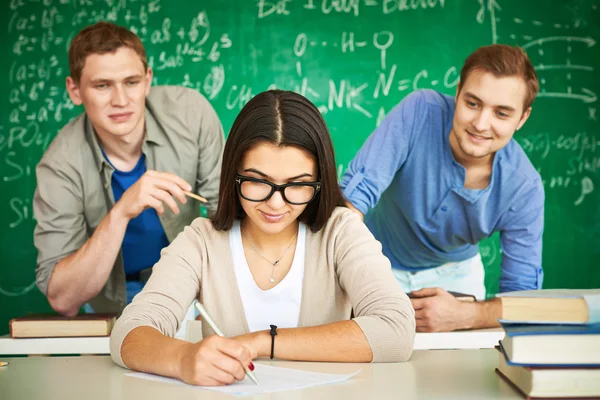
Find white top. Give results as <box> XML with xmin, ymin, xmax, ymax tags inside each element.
<box><xmin>230</xmin><ymin>221</ymin><xmax>306</xmax><ymax>333</ymax></box>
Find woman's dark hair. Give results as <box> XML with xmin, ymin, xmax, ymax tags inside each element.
<box><xmin>211</xmin><ymin>90</ymin><xmax>346</xmax><ymax>232</ymax></box>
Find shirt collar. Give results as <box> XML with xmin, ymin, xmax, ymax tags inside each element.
<box><xmin>85</xmin><ymin>116</ymin><xmax>109</xmax><ymax>173</ymax></box>
<box><xmin>143</xmin><ymin>107</ymin><xmax>166</xmax><ymax>146</ymax></box>
<box><xmin>86</xmin><ymin>105</ymin><xmax>165</xmax><ymax>172</ymax></box>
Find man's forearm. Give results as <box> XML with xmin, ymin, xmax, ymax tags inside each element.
<box><xmin>468</xmin><ymin>297</ymin><xmax>502</xmax><ymax>329</ymax></box>
<box><xmin>47</xmin><ymin>206</ymin><xmax>129</xmax><ymax>316</ymax></box>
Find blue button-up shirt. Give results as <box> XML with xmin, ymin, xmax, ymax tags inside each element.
<box><xmin>340</xmin><ymin>90</ymin><xmax>544</xmax><ymax>292</ymax></box>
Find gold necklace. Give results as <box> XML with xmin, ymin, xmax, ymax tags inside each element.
<box><xmin>241</xmin><ymin>230</ymin><xmax>298</xmax><ymax>283</ymax></box>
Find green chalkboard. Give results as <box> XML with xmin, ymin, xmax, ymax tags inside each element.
<box><xmin>1</xmin><ymin>0</ymin><xmax>599</xmax><ymax>335</ymax></box>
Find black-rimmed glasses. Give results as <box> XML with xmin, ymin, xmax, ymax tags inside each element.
<box><xmin>235</xmin><ymin>174</ymin><xmax>321</xmax><ymax>205</ymax></box>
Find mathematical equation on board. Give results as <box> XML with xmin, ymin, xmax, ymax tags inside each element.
<box><xmin>255</xmin><ymin>0</ymin><xmax>448</xmax><ymax>19</ymax></box>
<box><xmin>2</xmin><ymin>0</ymin><xmax>598</xmax><ymax>236</ymax></box>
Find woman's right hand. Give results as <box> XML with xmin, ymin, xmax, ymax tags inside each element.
<box><xmin>177</xmin><ymin>335</ymin><xmax>256</xmax><ymax>386</ymax></box>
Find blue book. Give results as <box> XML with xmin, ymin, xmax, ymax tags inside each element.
<box><xmin>497</xmin><ymin>289</ymin><xmax>600</xmax><ymax>325</ymax></box>
<box><xmin>495</xmin><ymin>345</ymin><xmax>600</xmax><ymax>399</ymax></box>
<box><xmin>500</xmin><ymin>322</ymin><xmax>600</xmax><ymax>366</ymax></box>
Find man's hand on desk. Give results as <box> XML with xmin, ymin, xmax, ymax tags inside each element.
<box><xmin>410</xmin><ymin>288</ymin><xmax>502</xmax><ymax>332</ymax></box>
<box><xmin>410</xmin><ymin>288</ymin><xmax>473</xmax><ymax>332</ymax></box>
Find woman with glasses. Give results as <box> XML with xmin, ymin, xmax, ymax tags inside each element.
<box><xmin>110</xmin><ymin>90</ymin><xmax>415</xmax><ymax>386</ymax></box>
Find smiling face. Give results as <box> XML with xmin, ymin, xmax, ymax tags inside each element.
<box><xmin>450</xmin><ymin>69</ymin><xmax>531</xmax><ymax>166</ymax></box>
<box><xmin>66</xmin><ymin>46</ymin><xmax>152</xmax><ymax>142</ymax></box>
<box><xmin>238</xmin><ymin>142</ymin><xmax>318</xmax><ymax>237</ymax></box>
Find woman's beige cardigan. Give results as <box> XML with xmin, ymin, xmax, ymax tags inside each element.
<box><xmin>110</xmin><ymin>207</ymin><xmax>415</xmax><ymax>367</ymax></box>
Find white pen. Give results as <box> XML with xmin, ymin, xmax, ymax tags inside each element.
<box><xmin>193</xmin><ymin>300</ymin><xmax>259</xmax><ymax>385</ymax></box>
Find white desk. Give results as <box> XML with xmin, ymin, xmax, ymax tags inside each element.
<box><xmin>0</xmin><ymin>328</ymin><xmax>505</xmax><ymax>355</ymax></box>
<box><xmin>0</xmin><ymin>349</ymin><xmax>522</xmax><ymax>399</ymax></box>
<box><xmin>0</xmin><ymin>349</ymin><xmax>521</xmax><ymax>400</ymax></box>
<box><xmin>414</xmin><ymin>327</ymin><xmax>504</xmax><ymax>349</ymax></box>
<box><xmin>0</xmin><ymin>335</ymin><xmax>109</xmax><ymax>355</ymax></box>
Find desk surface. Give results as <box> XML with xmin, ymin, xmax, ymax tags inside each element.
<box><xmin>0</xmin><ymin>328</ymin><xmax>505</xmax><ymax>355</ymax></box>
<box><xmin>0</xmin><ymin>349</ymin><xmax>522</xmax><ymax>400</ymax></box>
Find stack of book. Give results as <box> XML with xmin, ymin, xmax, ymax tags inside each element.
<box><xmin>9</xmin><ymin>313</ymin><xmax>117</xmax><ymax>338</ymax></box>
<box><xmin>495</xmin><ymin>289</ymin><xmax>600</xmax><ymax>399</ymax></box>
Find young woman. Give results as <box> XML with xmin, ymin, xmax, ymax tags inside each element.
<box><xmin>110</xmin><ymin>90</ymin><xmax>415</xmax><ymax>386</ymax></box>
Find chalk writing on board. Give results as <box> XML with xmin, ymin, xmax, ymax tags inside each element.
<box><xmin>520</xmin><ymin>132</ymin><xmax>599</xmax><ymax>160</ymax></box>
<box><xmin>0</xmin><ymin>281</ymin><xmax>37</xmax><ymax>297</ymax></box>
<box><xmin>521</xmin><ymin>36</ymin><xmax>596</xmax><ymax>49</ymax></box>
<box><xmin>373</xmin><ymin>65</ymin><xmax>460</xmax><ymax>99</ymax></box>
<box><xmin>574</xmin><ymin>177</ymin><xmax>594</xmax><ymax>206</ymax></box>
<box><xmin>258</xmin><ymin>0</ymin><xmax>291</xmax><ymax>19</ymax></box>
<box><xmin>2</xmin><ymin>152</ymin><xmax>33</xmax><ymax>183</ymax></box>
<box><xmin>519</xmin><ymin>130</ymin><xmax>599</xmax><ymax>205</ymax></box>
<box><xmin>476</xmin><ymin>0</ymin><xmax>502</xmax><ymax>43</ymax></box>
<box><xmin>258</xmin><ymin>0</ymin><xmax>448</xmax><ymax>19</ymax></box>
<box><xmin>8</xmin><ymin>197</ymin><xmax>32</xmax><ymax>229</ymax></box>
<box><xmin>519</xmin><ymin>35</ymin><xmax>597</xmax><ymax>103</ymax></box>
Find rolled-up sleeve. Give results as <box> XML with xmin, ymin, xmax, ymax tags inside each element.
<box><xmin>334</xmin><ymin>211</ymin><xmax>415</xmax><ymax>362</ymax></box>
<box><xmin>110</xmin><ymin>223</ymin><xmax>204</xmax><ymax>368</ymax></box>
<box><xmin>33</xmin><ymin>159</ymin><xmax>87</xmax><ymax>296</ymax></box>
<box><xmin>498</xmin><ymin>180</ymin><xmax>545</xmax><ymax>292</ymax></box>
<box><xmin>340</xmin><ymin>91</ymin><xmax>423</xmax><ymax>215</ymax></box>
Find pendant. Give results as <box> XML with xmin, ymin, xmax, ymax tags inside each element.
<box><xmin>273</xmin><ymin>260</ymin><xmax>280</xmax><ymax>266</ymax></box>
<box><xmin>269</xmin><ymin>277</ymin><xmax>275</xmax><ymax>283</ymax></box>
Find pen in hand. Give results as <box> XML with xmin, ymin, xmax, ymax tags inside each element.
<box><xmin>193</xmin><ymin>300</ymin><xmax>259</xmax><ymax>385</ymax></box>
<box><xmin>183</xmin><ymin>191</ymin><xmax>207</xmax><ymax>203</ymax></box>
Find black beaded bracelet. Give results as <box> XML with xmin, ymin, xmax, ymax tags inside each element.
<box><xmin>269</xmin><ymin>324</ymin><xmax>278</xmax><ymax>359</ymax></box>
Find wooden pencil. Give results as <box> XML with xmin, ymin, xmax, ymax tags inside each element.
<box><xmin>183</xmin><ymin>191</ymin><xmax>207</xmax><ymax>203</ymax></box>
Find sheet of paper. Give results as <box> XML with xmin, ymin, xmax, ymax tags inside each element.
<box><xmin>125</xmin><ymin>363</ymin><xmax>361</xmax><ymax>395</ymax></box>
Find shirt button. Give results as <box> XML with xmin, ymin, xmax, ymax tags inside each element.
<box><xmin>441</xmin><ymin>206</ymin><xmax>448</xmax><ymax>212</ymax></box>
